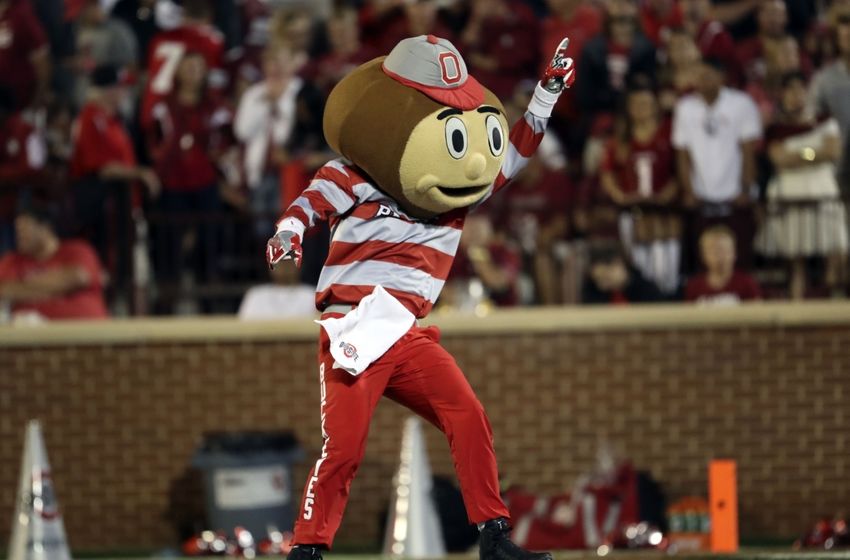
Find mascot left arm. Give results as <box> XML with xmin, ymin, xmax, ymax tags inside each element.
<box><xmin>493</xmin><ymin>38</ymin><xmax>575</xmax><ymax>194</ymax></box>
<box><xmin>265</xmin><ymin>163</ymin><xmax>358</xmax><ymax>269</ymax></box>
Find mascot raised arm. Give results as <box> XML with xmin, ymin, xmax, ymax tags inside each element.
<box><xmin>267</xmin><ymin>34</ymin><xmax>575</xmax><ymax>560</ymax></box>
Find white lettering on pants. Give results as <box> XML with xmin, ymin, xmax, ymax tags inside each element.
<box><xmin>303</xmin><ymin>362</ymin><xmax>328</xmax><ymax>520</ymax></box>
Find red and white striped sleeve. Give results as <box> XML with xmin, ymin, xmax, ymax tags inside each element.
<box><xmin>275</xmin><ymin>160</ymin><xmax>359</xmax><ymax>237</ymax></box>
<box><xmin>492</xmin><ymin>84</ymin><xmax>561</xmax><ymax>194</ymax></box>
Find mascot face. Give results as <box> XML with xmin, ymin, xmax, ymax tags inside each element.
<box><xmin>323</xmin><ymin>35</ymin><xmax>507</xmax><ymax>219</ymax></box>
<box><xmin>399</xmin><ymin>102</ymin><xmax>508</xmax><ymax>214</ymax></box>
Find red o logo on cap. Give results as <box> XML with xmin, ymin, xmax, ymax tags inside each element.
<box><xmin>438</xmin><ymin>52</ymin><xmax>462</xmax><ymax>85</ymax></box>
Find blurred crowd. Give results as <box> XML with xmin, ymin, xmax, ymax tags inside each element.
<box><xmin>1</xmin><ymin>0</ymin><xmax>850</xmax><ymax>320</ymax></box>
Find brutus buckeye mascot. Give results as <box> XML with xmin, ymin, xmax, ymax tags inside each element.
<box><xmin>267</xmin><ymin>35</ymin><xmax>576</xmax><ymax>560</ymax></box>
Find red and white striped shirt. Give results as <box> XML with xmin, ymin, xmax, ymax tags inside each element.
<box><xmin>278</xmin><ymin>96</ymin><xmax>552</xmax><ymax>318</ymax></box>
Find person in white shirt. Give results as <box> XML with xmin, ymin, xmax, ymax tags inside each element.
<box><xmin>672</xmin><ymin>56</ymin><xmax>762</xmax><ymax>270</ymax></box>
<box><xmin>760</xmin><ymin>72</ymin><xmax>848</xmax><ymax>299</ymax></box>
<box><xmin>238</xmin><ymin>263</ymin><xmax>317</xmax><ymax>320</ymax></box>
<box><xmin>234</xmin><ymin>40</ymin><xmax>332</xmax><ymax>285</ymax></box>
<box><xmin>235</xmin><ymin>43</ymin><xmax>305</xmax><ymax>193</ymax></box>
<box><xmin>234</xmin><ymin>40</ymin><xmax>317</xmax><ymax>239</ymax></box>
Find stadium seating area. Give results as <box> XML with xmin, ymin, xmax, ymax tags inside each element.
<box><xmin>2</xmin><ymin>0</ymin><xmax>850</xmax><ymax>318</ymax></box>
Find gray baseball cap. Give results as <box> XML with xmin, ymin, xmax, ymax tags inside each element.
<box><xmin>382</xmin><ymin>35</ymin><xmax>485</xmax><ymax>110</ymax></box>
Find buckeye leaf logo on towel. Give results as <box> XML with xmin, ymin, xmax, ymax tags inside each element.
<box><xmin>340</xmin><ymin>341</ymin><xmax>359</xmax><ymax>361</ymax></box>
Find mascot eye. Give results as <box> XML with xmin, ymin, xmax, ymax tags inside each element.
<box><xmin>486</xmin><ymin>115</ymin><xmax>504</xmax><ymax>156</ymax></box>
<box><xmin>444</xmin><ymin>117</ymin><xmax>468</xmax><ymax>159</ymax></box>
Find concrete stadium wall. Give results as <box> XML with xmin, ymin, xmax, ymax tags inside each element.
<box><xmin>1</xmin><ymin>303</ymin><xmax>849</xmax><ymax>552</ymax></box>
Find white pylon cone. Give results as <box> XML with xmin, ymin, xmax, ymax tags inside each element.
<box><xmin>383</xmin><ymin>417</ymin><xmax>446</xmax><ymax>558</ymax></box>
<box><xmin>8</xmin><ymin>420</ymin><xmax>72</xmax><ymax>560</ymax></box>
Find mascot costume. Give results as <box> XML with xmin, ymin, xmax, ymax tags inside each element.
<box><xmin>267</xmin><ymin>34</ymin><xmax>575</xmax><ymax>560</ymax></box>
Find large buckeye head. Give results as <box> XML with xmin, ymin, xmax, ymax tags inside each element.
<box><xmin>323</xmin><ymin>35</ymin><xmax>508</xmax><ymax>219</ymax></box>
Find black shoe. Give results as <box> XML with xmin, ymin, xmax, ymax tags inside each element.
<box><xmin>479</xmin><ymin>518</ymin><xmax>552</xmax><ymax>560</ymax></box>
<box><xmin>287</xmin><ymin>545</ymin><xmax>324</xmax><ymax>560</ymax></box>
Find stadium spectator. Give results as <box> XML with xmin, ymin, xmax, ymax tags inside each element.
<box><xmin>639</xmin><ymin>0</ymin><xmax>683</xmax><ymax>47</ymax></box>
<box><xmin>600</xmin><ymin>81</ymin><xmax>681</xmax><ymax>294</ymax></box>
<box><xmin>709</xmin><ymin>0</ymin><xmax>760</xmax><ymax>37</ymax></box>
<box><xmin>801</xmin><ymin>11</ymin><xmax>837</xmax><ymax>71</ymax></box>
<box><xmin>576</xmin><ymin>0</ymin><xmax>656</xmax><ymax>126</ymax></box>
<box><xmin>745</xmin><ymin>34</ymin><xmax>804</xmax><ymax>125</ymax></box>
<box><xmin>111</xmin><ymin>0</ymin><xmax>161</xmax><ymax>66</ymax></box>
<box><xmin>31</xmin><ymin>0</ymin><xmax>70</xmax><ymax>52</ymax></box>
<box><xmin>540</xmin><ymin>0</ymin><xmax>603</xmax><ymax>73</ymax></box>
<box><xmin>361</xmin><ymin>0</ymin><xmax>455</xmax><ymax>55</ymax></box>
<box><xmin>582</xmin><ymin>242</ymin><xmax>664</xmax><ymax>304</ymax></box>
<box><xmin>490</xmin><ymin>153</ymin><xmax>574</xmax><ymax>304</ymax></box>
<box><xmin>680</xmin><ymin>0</ymin><xmax>740</xmax><ymax>83</ymax></box>
<box><xmin>148</xmin><ymin>52</ymin><xmax>232</xmax><ymax>195</ymax></box>
<box><xmin>268</xmin><ymin>6</ymin><xmax>315</xmax><ymax>56</ymax></box>
<box><xmin>445</xmin><ymin>214</ymin><xmax>522</xmax><ymax>309</ymax></box>
<box><xmin>539</xmin><ymin>0</ymin><xmax>602</xmax><ymax>151</ymax></box>
<box><xmin>757</xmin><ymin>72</ymin><xmax>848</xmax><ymax>299</ymax></box>
<box><xmin>140</xmin><ymin>0</ymin><xmax>225</xmax><ymax>131</ymax></box>
<box><xmin>70</xmin><ymin>64</ymin><xmax>159</xmax><ymax>195</ymax></box>
<box><xmin>786</xmin><ymin>0</ymin><xmax>820</xmax><ymax>39</ymax></box>
<box><xmin>0</xmin><ymin>0</ymin><xmax>50</xmax><ymax>110</ymax></box>
<box><xmin>37</xmin><ymin>100</ymin><xmax>74</xmax><ymax>222</ymax></box>
<box><xmin>0</xmin><ymin>88</ymin><xmax>46</xmax><ymax>254</ymax></box>
<box><xmin>208</xmin><ymin>0</ymin><xmax>241</xmax><ymax>51</ymax></box>
<box><xmin>235</xmin><ymin>40</ymin><xmax>327</xmax><ymax>239</ymax></box>
<box><xmin>69</xmin><ymin>64</ymin><xmax>159</xmax><ymax>299</ymax></box>
<box><xmin>31</xmin><ymin>0</ymin><xmax>74</xmax><ymax>104</ymax></box>
<box><xmin>673</xmin><ymin>57</ymin><xmax>761</xmax><ymax>271</ymax></box>
<box><xmin>72</xmin><ymin>0</ymin><xmax>139</xmax><ymax>107</ymax></box>
<box><xmin>225</xmin><ymin>0</ymin><xmax>274</xmax><ymax>98</ymax></box>
<box><xmin>238</xmin><ymin>261</ymin><xmax>316</xmax><ymax>320</ymax></box>
<box><xmin>686</xmin><ymin>225</ymin><xmax>761</xmax><ymax>304</ymax></box>
<box><xmin>713</xmin><ymin>0</ymin><xmax>815</xmax><ymax>40</ymax></box>
<box><xmin>488</xmin><ymin>81</ymin><xmax>577</xmax><ymax>305</ymax></box>
<box><xmin>227</xmin><ymin>6</ymin><xmax>316</xmax><ymax>101</ymax></box>
<box><xmin>0</xmin><ymin>206</ymin><xmax>108</xmax><ymax>320</ymax></box>
<box><xmin>44</xmin><ymin>100</ymin><xmax>73</xmax><ymax>164</ymax></box>
<box><xmin>236</xmin><ymin>0</ymin><xmax>272</xmax><ymax>48</ymax></box>
<box><xmin>657</xmin><ymin>29</ymin><xmax>700</xmax><ymax>113</ymax></box>
<box><xmin>308</xmin><ymin>7</ymin><xmax>379</xmax><ymax>95</ymax></box>
<box><xmin>809</xmin><ymin>5</ymin><xmax>850</xmax><ymax>195</ymax></box>
<box><xmin>0</xmin><ymin>0</ymin><xmax>844</xmax><ymax>312</ymax></box>
<box><xmin>147</xmin><ymin>51</ymin><xmax>233</xmax><ymax>312</ymax></box>
<box><xmin>736</xmin><ymin>0</ymin><xmax>789</xmax><ymax>84</ymax></box>
<box><xmin>460</xmin><ymin>0</ymin><xmax>540</xmax><ymax>100</ymax></box>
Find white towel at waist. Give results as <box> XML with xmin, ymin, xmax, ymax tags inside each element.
<box><xmin>315</xmin><ymin>285</ymin><xmax>415</xmax><ymax>376</ymax></box>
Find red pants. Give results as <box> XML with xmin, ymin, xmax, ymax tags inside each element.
<box><xmin>292</xmin><ymin>322</ymin><xmax>510</xmax><ymax>548</ymax></box>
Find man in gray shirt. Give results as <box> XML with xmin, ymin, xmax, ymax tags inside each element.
<box><xmin>809</xmin><ymin>7</ymin><xmax>850</xmax><ymax>193</ymax></box>
<box><xmin>73</xmin><ymin>1</ymin><xmax>138</xmax><ymax>107</ymax></box>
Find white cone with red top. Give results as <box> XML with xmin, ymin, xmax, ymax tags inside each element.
<box><xmin>8</xmin><ymin>420</ymin><xmax>72</xmax><ymax>560</ymax></box>
<box><xmin>383</xmin><ymin>417</ymin><xmax>446</xmax><ymax>558</ymax></box>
